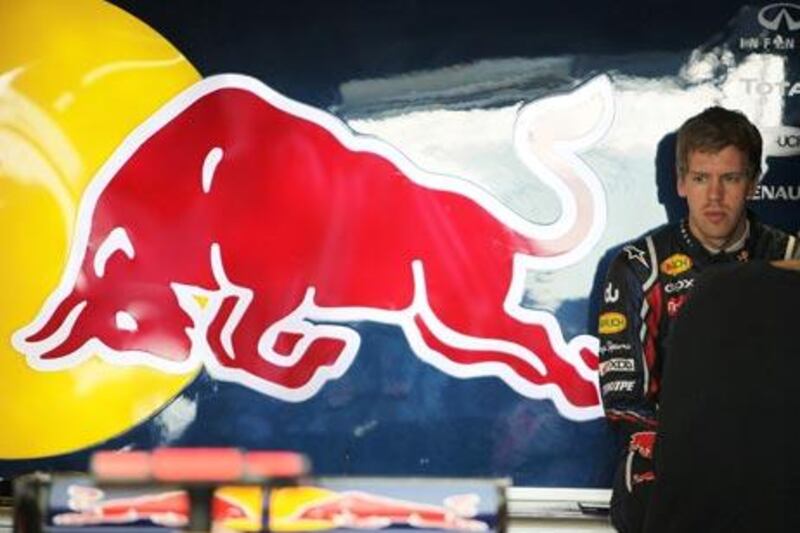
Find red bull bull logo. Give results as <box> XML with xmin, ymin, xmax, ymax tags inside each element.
<box><xmin>53</xmin><ymin>485</ymin><xmax>254</xmax><ymax>528</ymax></box>
<box><xmin>12</xmin><ymin>73</ymin><xmax>613</xmax><ymax>420</ymax></box>
<box><xmin>272</xmin><ymin>487</ymin><xmax>488</xmax><ymax>532</ymax></box>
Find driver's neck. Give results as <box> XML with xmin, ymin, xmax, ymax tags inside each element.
<box><xmin>691</xmin><ymin>217</ymin><xmax>749</xmax><ymax>254</ymax></box>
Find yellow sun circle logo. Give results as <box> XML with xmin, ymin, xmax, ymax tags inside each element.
<box><xmin>0</xmin><ymin>0</ymin><xmax>200</xmax><ymax>458</ymax></box>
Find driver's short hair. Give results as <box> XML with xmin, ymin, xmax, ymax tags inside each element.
<box><xmin>675</xmin><ymin>106</ymin><xmax>762</xmax><ymax>180</ymax></box>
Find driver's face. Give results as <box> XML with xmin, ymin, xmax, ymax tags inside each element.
<box><xmin>678</xmin><ymin>145</ymin><xmax>756</xmax><ymax>250</ymax></box>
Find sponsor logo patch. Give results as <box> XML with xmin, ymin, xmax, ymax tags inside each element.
<box><xmin>741</xmin><ymin>78</ymin><xmax>800</xmax><ymax>97</ymax></box>
<box><xmin>666</xmin><ymin>294</ymin><xmax>688</xmax><ymax>317</ymax></box>
<box><xmin>599</xmin><ymin>358</ymin><xmax>635</xmax><ymax>376</ymax></box>
<box><xmin>604</xmin><ymin>282</ymin><xmax>619</xmax><ymax>303</ymax></box>
<box><xmin>598</xmin><ymin>312</ymin><xmax>627</xmax><ymax>334</ymax></box>
<box><xmin>622</xmin><ymin>245</ymin><xmax>648</xmax><ymax>268</ymax></box>
<box><xmin>759</xmin><ymin>3</ymin><xmax>800</xmax><ymax>31</ymax></box>
<box><xmin>602</xmin><ymin>380</ymin><xmax>636</xmax><ymax>394</ymax></box>
<box><xmin>599</xmin><ymin>341</ymin><xmax>632</xmax><ymax>354</ymax></box>
<box><xmin>739</xmin><ymin>4</ymin><xmax>799</xmax><ymax>51</ymax></box>
<box><xmin>664</xmin><ymin>278</ymin><xmax>694</xmax><ymax>294</ymax></box>
<box><xmin>660</xmin><ymin>253</ymin><xmax>692</xmax><ymax>276</ymax></box>
<box><xmin>752</xmin><ymin>184</ymin><xmax>800</xmax><ymax>200</ymax></box>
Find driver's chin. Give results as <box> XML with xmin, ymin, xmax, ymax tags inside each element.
<box><xmin>691</xmin><ymin>219</ymin><xmax>736</xmax><ymax>249</ymax></box>
<box><xmin>704</xmin><ymin>226</ymin><xmax>735</xmax><ymax>242</ymax></box>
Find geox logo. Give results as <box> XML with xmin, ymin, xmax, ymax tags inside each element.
<box><xmin>664</xmin><ymin>278</ymin><xmax>695</xmax><ymax>294</ymax></box>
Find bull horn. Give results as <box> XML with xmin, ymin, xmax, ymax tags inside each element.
<box><xmin>12</xmin><ymin>293</ymin><xmax>87</xmax><ymax>359</ymax></box>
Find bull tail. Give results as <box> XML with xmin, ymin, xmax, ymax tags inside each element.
<box><xmin>511</xmin><ymin>75</ymin><xmax>614</xmax><ymax>265</ymax></box>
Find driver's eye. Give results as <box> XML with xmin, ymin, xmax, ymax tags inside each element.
<box><xmin>115</xmin><ymin>311</ymin><xmax>138</xmax><ymax>332</ymax></box>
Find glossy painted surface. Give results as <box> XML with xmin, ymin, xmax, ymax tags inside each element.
<box><xmin>2</xmin><ymin>0</ymin><xmax>799</xmax><ymax>487</ymax></box>
<box><xmin>0</xmin><ymin>1</ymin><xmax>200</xmax><ymax>458</ymax></box>
<box><xmin>14</xmin><ymin>74</ymin><xmax>608</xmax><ymax>416</ymax></box>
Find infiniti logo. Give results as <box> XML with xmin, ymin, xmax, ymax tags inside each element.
<box><xmin>759</xmin><ymin>3</ymin><xmax>800</xmax><ymax>31</ymax></box>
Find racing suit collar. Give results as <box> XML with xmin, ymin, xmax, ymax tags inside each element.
<box><xmin>679</xmin><ymin>211</ymin><xmax>755</xmax><ymax>261</ymax></box>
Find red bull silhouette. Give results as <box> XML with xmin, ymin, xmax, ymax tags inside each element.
<box><xmin>284</xmin><ymin>490</ymin><xmax>487</xmax><ymax>531</ymax></box>
<box><xmin>53</xmin><ymin>485</ymin><xmax>248</xmax><ymax>527</ymax></box>
<box><xmin>13</xmin><ymin>74</ymin><xmax>613</xmax><ymax>420</ymax></box>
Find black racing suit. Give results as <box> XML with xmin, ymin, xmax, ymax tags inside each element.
<box><xmin>597</xmin><ymin>214</ymin><xmax>799</xmax><ymax>532</ymax></box>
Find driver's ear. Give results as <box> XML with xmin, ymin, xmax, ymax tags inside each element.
<box><xmin>676</xmin><ymin>173</ymin><xmax>687</xmax><ymax>198</ymax></box>
<box><xmin>746</xmin><ymin>176</ymin><xmax>758</xmax><ymax>199</ymax></box>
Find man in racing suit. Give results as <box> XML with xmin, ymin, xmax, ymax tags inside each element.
<box><xmin>597</xmin><ymin>106</ymin><xmax>800</xmax><ymax>532</ymax></box>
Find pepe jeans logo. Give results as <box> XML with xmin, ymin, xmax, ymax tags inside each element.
<box><xmin>759</xmin><ymin>3</ymin><xmax>800</xmax><ymax>31</ymax></box>
<box><xmin>602</xmin><ymin>380</ymin><xmax>635</xmax><ymax>394</ymax></box>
